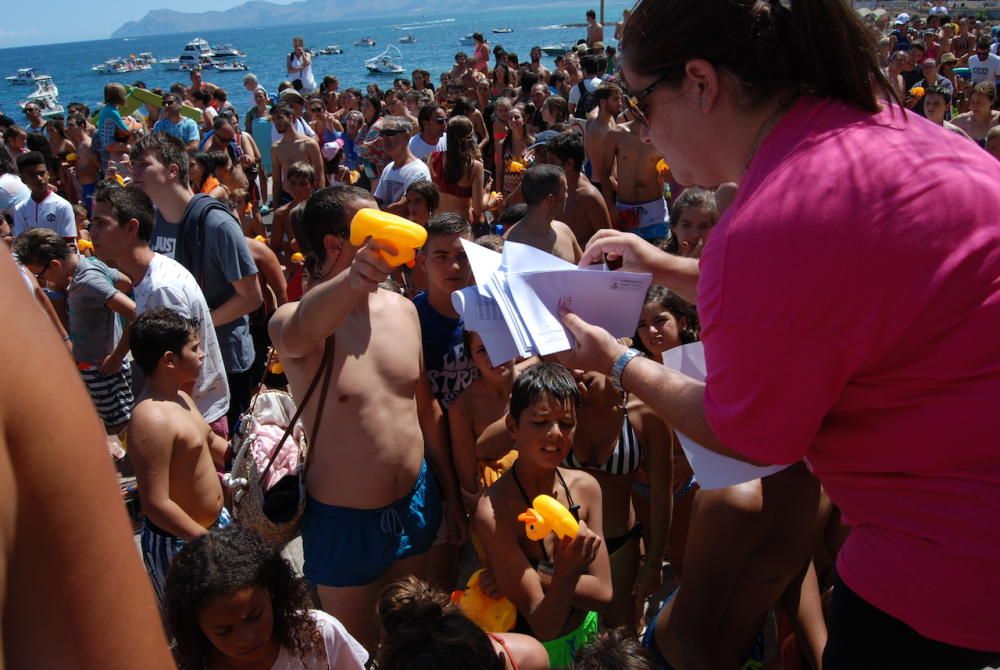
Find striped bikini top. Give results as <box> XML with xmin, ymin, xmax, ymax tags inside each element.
<box><xmin>562</xmin><ymin>404</ymin><xmax>641</xmax><ymax>476</ymax></box>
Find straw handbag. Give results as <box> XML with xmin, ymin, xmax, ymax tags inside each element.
<box><xmin>229</xmin><ymin>336</ymin><xmax>334</xmax><ymax>546</ymax></box>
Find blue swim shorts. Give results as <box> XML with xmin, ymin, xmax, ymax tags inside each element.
<box><xmin>302</xmin><ymin>460</ymin><xmax>442</xmax><ymax>587</ymax></box>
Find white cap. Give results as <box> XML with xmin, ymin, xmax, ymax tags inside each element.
<box><xmin>895</xmin><ymin>12</ymin><xmax>910</xmax><ymax>25</ymax></box>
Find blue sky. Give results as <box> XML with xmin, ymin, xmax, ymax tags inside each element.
<box><xmin>1</xmin><ymin>0</ymin><xmax>297</xmax><ymax>48</ymax></box>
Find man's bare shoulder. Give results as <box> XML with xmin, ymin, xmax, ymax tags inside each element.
<box><xmin>552</xmin><ymin>219</ymin><xmax>579</xmax><ymax>238</ymax></box>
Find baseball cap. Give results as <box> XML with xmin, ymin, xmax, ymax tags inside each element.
<box><xmin>280</xmin><ymin>89</ymin><xmax>305</xmax><ymax>104</ymax></box>
<box><xmin>321</xmin><ymin>139</ymin><xmax>344</xmax><ymax>161</ymax></box>
<box><xmin>895</xmin><ymin>12</ymin><xmax>910</xmax><ymax>25</ymax></box>
<box><xmin>529</xmin><ymin>129</ymin><xmax>561</xmax><ymax>150</ymax></box>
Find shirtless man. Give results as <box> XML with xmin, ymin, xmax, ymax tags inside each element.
<box><xmin>0</xmin><ymin>249</ymin><xmax>175</xmax><ymax>669</ymax></box>
<box><xmin>540</xmin><ymin>132</ymin><xmax>610</xmax><ymax>248</ymax></box>
<box><xmin>268</xmin><ymin>186</ymin><xmax>464</xmax><ymax>650</ymax></box>
<box><xmin>601</xmin><ymin>117</ymin><xmax>669</xmax><ymax>241</ymax></box>
<box><xmin>528</xmin><ymin>47</ymin><xmax>551</xmax><ymax>83</ymax></box>
<box><xmin>504</xmin><ymin>164</ymin><xmax>582</xmax><ymax>263</ymax></box>
<box><xmin>270</xmin><ymin>103</ymin><xmax>324</xmax><ymax>207</ymax></box>
<box><xmin>66</xmin><ymin>112</ymin><xmax>100</xmax><ymax>215</ymax></box>
<box><xmin>128</xmin><ymin>307</ymin><xmax>229</xmax><ymax>604</ymax></box>
<box><xmin>585</xmin><ymin>9</ymin><xmax>604</xmax><ymax>47</ymax></box>
<box><xmin>268</xmin><ymin>161</ymin><xmax>317</xmax><ymax>268</ymax></box>
<box><xmin>585</xmin><ymin>84</ymin><xmax>622</xmax><ymax>196</ymax></box>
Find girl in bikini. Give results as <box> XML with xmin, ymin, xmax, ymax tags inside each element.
<box><xmin>427</xmin><ymin>116</ymin><xmax>484</xmax><ymax>223</ymax></box>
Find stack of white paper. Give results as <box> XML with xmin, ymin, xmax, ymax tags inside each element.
<box><xmin>452</xmin><ymin>239</ymin><xmax>652</xmax><ymax>366</ymax></box>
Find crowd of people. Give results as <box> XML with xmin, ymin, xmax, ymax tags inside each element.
<box><xmin>1</xmin><ymin>1</ymin><xmax>1000</xmax><ymax>669</ymax></box>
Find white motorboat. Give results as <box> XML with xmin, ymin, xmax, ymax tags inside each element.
<box><xmin>214</xmin><ymin>61</ymin><xmax>249</xmax><ymax>72</ymax></box>
<box><xmin>493</xmin><ymin>27</ymin><xmax>513</xmax><ymax>34</ymax></box>
<box><xmin>539</xmin><ymin>44</ymin><xmax>571</xmax><ymax>56</ymax></box>
<box><xmin>399</xmin><ymin>34</ymin><xmax>417</xmax><ymax>44</ymax></box>
<box><xmin>92</xmin><ymin>57</ymin><xmax>152</xmax><ymax>74</ymax></box>
<box><xmin>5</xmin><ymin>68</ymin><xmax>44</xmax><ymax>86</ymax></box>
<box><xmin>317</xmin><ymin>45</ymin><xmax>343</xmax><ymax>55</ymax></box>
<box><xmin>354</xmin><ymin>37</ymin><xmax>376</xmax><ymax>47</ymax></box>
<box><xmin>162</xmin><ymin>38</ymin><xmax>215</xmax><ymax>70</ymax></box>
<box><xmin>365</xmin><ymin>45</ymin><xmax>404</xmax><ymax>74</ymax></box>
<box><xmin>19</xmin><ymin>77</ymin><xmax>63</xmax><ymax>119</ymax></box>
<box><xmin>458</xmin><ymin>33</ymin><xmax>476</xmax><ymax>46</ymax></box>
<box><xmin>211</xmin><ymin>44</ymin><xmax>246</xmax><ymax>59</ymax></box>
<box><xmin>135</xmin><ymin>52</ymin><xmax>157</xmax><ymax>65</ymax></box>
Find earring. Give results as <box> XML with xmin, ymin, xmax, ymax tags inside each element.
<box><xmin>701</xmin><ymin>98</ymin><xmax>708</xmax><ymax>111</ymax></box>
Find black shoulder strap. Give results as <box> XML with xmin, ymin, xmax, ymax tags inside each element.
<box><xmin>260</xmin><ymin>335</ymin><xmax>335</xmax><ymax>482</ymax></box>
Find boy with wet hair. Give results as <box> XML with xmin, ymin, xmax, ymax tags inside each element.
<box><xmin>128</xmin><ymin>307</ymin><xmax>229</xmax><ymax>604</ymax></box>
<box><xmin>474</xmin><ymin>361</ymin><xmax>611</xmax><ymax>669</ymax></box>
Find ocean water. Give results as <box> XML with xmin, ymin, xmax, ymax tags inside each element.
<box><xmin>0</xmin><ymin>5</ymin><xmax>630</xmax><ymax>121</ymax></box>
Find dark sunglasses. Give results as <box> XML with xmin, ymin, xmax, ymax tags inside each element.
<box><xmin>622</xmin><ymin>71</ymin><xmax>672</xmax><ymax>128</ymax></box>
<box><xmin>33</xmin><ymin>260</ymin><xmax>52</xmax><ymax>281</ymax></box>
<box><xmin>381</xmin><ymin>128</ymin><xmax>405</xmax><ymax>137</ymax></box>
<box><xmin>433</xmin><ymin>117</ymin><xmax>447</xmax><ymax>125</ymax></box>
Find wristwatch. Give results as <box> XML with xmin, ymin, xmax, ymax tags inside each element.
<box><xmin>610</xmin><ymin>348</ymin><xmax>641</xmax><ymax>393</ymax></box>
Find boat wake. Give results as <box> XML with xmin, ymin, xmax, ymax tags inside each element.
<box><xmin>395</xmin><ymin>18</ymin><xmax>456</xmax><ymax>30</ymax></box>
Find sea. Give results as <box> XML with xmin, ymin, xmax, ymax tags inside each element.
<box><xmin>0</xmin><ymin>4</ymin><xmax>630</xmax><ymax>121</ymax></box>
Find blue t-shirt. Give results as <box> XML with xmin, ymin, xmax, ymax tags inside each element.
<box><xmin>150</xmin><ymin>195</ymin><xmax>258</xmax><ymax>374</ymax></box>
<box><xmin>152</xmin><ymin>116</ymin><xmax>200</xmax><ymax>145</ymax></box>
<box><xmin>413</xmin><ymin>292</ymin><xmax>478</xmax><ymax>411</ymax></box>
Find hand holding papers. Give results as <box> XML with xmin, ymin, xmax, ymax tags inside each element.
<box><xmin>453</xmin><ymin>239</ymin><xmax>652</xmax><ymax>366</ymax></box>
<box><xmin>662</xmin><ymin>342</ymin><xmax>788</xmax><ymax>489</ymax></box>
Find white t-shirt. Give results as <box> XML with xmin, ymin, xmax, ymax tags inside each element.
<box><xmin>0</xmin><ymin>174</ymin><xmax>29</xmax><ymax>213</ymax></box>
<box><xmin>133</xmin><ymin>253</ymin><xmax>230</xmax><ymax>423</ymax></box>
<box><xmin>968</xmin><ymin>53</ymin><xmax>1000</xmax><ymax>85</ymax></box>
<box><xmin>289</xmin><ymin>54</ymin><xmax>317</xmax><ymax>93</ymax></box>
<box><xmin>568</xmin><ymin>76</ymin><xmax>603</xmax><ymax>106</ymax></box>
<box><xmin>408</xmin><ymin>133</ymin><xmax>447</xmax><ymax>160</ymax></box>
<box><xmin>12</xmin><ymin>189</ymin><xmax>75</xmax><ymax>239</ymax></box>
<box><xmin>373</xmin><ymin>158</ymin><xmax>431</xmax><ymax>205</ymax></box>
<box><xmin>270</xmin><ymin>610</ymin><xmax>368</xmax><ymax>670</ymax></box>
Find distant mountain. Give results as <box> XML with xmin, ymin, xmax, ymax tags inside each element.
<box><xmin>111</xmin><ymin>0</ymin><xmax>428</xmax><ymax>39</ymax></box>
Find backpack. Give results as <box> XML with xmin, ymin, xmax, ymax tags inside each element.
<box><xmin>576</xmin><ymin>80</ymin><xmax>600</xmax><ymax>117</ymax></box>
<box><xmin>176</xmin><ymin>193</ymin><xmax>239</xmax><ymax>290</ymax></box>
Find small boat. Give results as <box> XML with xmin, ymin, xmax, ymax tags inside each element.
<box><xmin>19</xmin><ymin>76</ymin><xmax>63</xmax><ymax>119</ymax></box>
<box><xmin>458</xmin><ymin>33</ymin><xmax>476</xmax><ymax>46</ymax></box>
<box><xmin>5</xmin><ymin>68</ymin><xmax>44</xmax><ymax>86</ymax></box>
<box><xmin>317</xmin><ymin>45</ymin><xmax>343</xmax><ymax>55</ymax></box>
<box><xmin>399</xmin><ymin>34</ymin><xmax>417</xmax><ymax>44</ymax></box>
<box><xmin>135</xmin><ymin>52</ymin><xmax>158</xmax><ymax>65</ymax></box>
<box><xmin>539</xmin><ymin>44</ymin><xmax>571</xmax><ymax>56</ymax></box>
<box><xmin>354</xmin><ymin>37</ymin><xmax>376</xmax><ymax>47</ymax></box>
<box><xmin>214</xmin><ymin>61</ymin><xmax>249</xmax><ymax>72</ymax></box>
<box><xmin>211</xmin><ymin>44</ymin><xmax>246</xmax><ymax>59</ymax></box>
<box><xmin>92</xmin><ymin>57</ymin><xmax>152</xmax><ymax>74</ymax></box>
<box><xmin>493</xmin><ymin>27</ymin><xmax>513</xmax><ymax>34</ymax></box>
<box><xmin>366</xmin><ymin>45</ymin><xmax>405</xmax><ymax>74</ymax></box>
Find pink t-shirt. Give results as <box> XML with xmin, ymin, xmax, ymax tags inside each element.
<box><xmin>699</xmin><ymin>97</ymin><xmax>1000</xmax><ymax>650</ymax></box>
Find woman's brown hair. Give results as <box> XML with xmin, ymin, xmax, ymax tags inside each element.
<box><xmin>444</xmin><ymin>115</ymin><xmax>479</xmax><ymax>186</ymax></box>
<box><xmin>621</xmin><ymin>0</ymin><xmax>897</xmax><ymax>113</ymax></box>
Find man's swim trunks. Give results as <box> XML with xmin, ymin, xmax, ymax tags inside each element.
<box><xmin>616</xmin><ymin>197</ymin><xmax>670</xmax><ymax>241</ymax></box>
<box><xmin>541</xmin><ymin>610</ymin><xmax>599</xmax><ymax>668</ymax></box>
<box><xmin>302</xmin><ymin>459</ymin><xmax>442</xmax><ymax>587</ymax></box>
<box><xmin>141</xmin><ymin>505</ymin><xmax>232</xmax><ymax>605</ymax></box>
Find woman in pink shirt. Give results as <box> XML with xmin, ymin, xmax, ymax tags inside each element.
<box><xmin>558</xmin><ymin>0</ymin><xmax>1000</xmax><ymax>667</ymax></box>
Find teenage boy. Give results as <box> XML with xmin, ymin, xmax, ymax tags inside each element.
<box><xmin>268</xmin><ymin>186</ymin><xmax>465</xmax><ymax>649</ymax></box>
<box><xmin>504</xmin><ymin>164</ymin><xmax>582</xmax><ymax>263</ymax></box>
<box><xmin>13</xmin><ymin>151</ymin><xmax>76</xmax><ymax>244</ymax></box>
<box><xmin>14</xmin><ymin>228</ymin><xmax>136</xmax><ymax>434</ymax></box>
<box><xmin>128</xmin><ymin>307</ymin><xmax>229</xmax><ymax>604</ymax></box>
<box><xmin>89</xmin><ymin>183</ymin><xmax>230</xmax><ymax>440</ymax></box>
<box><xmin>414</xmin><ymin>212</ymin><xmax>479</xmax><ymax>411</ymax></box>
<box><xmin>133</xmin><ymin>132</ymin><xmax>261</xmax><ymax>434</ymax></box>
<box><xmin>271</xmin><ymin>102</ymin><xmax>324</xmax><ymax>207</ymax></box>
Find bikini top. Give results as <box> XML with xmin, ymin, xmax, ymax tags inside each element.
<box><xmin>510</xmin><ymin>465</ymin><xmax>579</xmax><ymax>564</ymax></box>
<box><xmin>429</xmin><ymin>151</ymin><xmax>473</xmax><ymax>198</ymax></box>
<box><xmin>562</xmin><ymin>403</ymin><xmax>641</xmax><ymax>476</ymax></box>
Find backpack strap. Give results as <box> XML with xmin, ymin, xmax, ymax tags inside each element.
<box><xmin>260</xmin><ymin>335</ymin><xmax>335</xmax><ymax>482</ymax></box>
